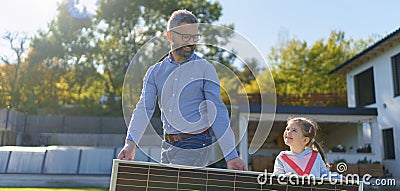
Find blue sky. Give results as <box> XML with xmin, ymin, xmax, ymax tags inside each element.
<box><xmin>1</xmin><ymin>0</ymin><xmax>400</xmax><ymax>60</ymax></box>
<box><xmin>215</xmin><ymin>0</ymin><xmax>400</xmax><ymax>55</ymax></box>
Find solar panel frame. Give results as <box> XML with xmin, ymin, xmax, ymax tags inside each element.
<box><xmin>109</xmin><ymin>159</ymin><xmax>363</xmax><ymax>191</ymax></box>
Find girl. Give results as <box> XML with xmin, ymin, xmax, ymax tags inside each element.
<box><xmin>273</xmin><ymin>117</ymin><xmax>330</xmax><ymax>177</ymax></box>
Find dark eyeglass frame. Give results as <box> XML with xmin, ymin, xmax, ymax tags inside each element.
<box><xmin>170</xmin><ymin>30</ymin><xmax>201</xmax><ymax>42</ymax></box>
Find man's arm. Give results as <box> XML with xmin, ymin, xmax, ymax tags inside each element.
<box><xmin>203</xmin><ymin>63</ymin><xmax>247</xmax><ymax>170</ymax></box>
<box><xmin>118</xmin><ymin>65</ymin><xmax>157</xmax><ymax>160</ymax></box>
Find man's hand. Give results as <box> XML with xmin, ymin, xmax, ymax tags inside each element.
<box><xmin>117</xmin><ymin>139</ymin><xmax>137</xmax><ymax>160</ymax></box>
<box><xmin>227</xmin><ymin>157</ymin><xmax>248</xmax><ymax>171</ymax></box>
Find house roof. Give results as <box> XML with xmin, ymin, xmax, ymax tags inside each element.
<box><xmin>240</xmin><ymin>105</ymin><xmax>377</xmax><ymax>115</ymax></box>
<box><xmin>330</xmin><ymin>27</ymin><xmax>400</xmax><ymax>74</ymax></box>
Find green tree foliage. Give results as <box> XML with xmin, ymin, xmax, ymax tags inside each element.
<box><xmin>265</xmin><ymin>30</ymin><xmax>375</xmax><ymax>105</ymax></box>
<box><xmin>1</xmin><ymin>1</ymin><xmax>378</xmax><ymax>114</ymax></box>
<box><xmin>27</xmin><ymin>0</ymin><xmax>99</xmax><ymax>114</ymax></box>
<box><xmin>0</xmin><ymin>32</ymin><xmax>28</xmax><ymax>110</ymax></box>
<box><xmin>0</xmin><ymin>0</ymin><xmax>226</xmax><ymax>115</ymax></box>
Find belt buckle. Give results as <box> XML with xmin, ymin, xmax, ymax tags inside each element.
<box><xmin>165</xmin><ymin>134</ymin><xmax>179</xmax><ymax>143</ymax></box>
<box><xmin>165</xmin><ymin>128</ymin><xmax>210</xmax><ymax>143</ymax></box>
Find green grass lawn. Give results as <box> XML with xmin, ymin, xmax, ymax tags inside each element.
<box><xmin>0</xmin><ymin>188</ymin><xmax>108</xmax><ymax>191</ymax></box>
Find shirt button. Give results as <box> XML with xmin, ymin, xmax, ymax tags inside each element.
<box><xmin>175</xmin><ymin>78</ymin><xmax>178</xmax><ymax>81</ymax></box>
<box><xmin>172</xmin><ymin>94</ymin><xmax>175</xmax><ymax>96</ymax></box>
<box><xmin>169</xmin><ymin>109</ymin><xmax>172</xmax><ymax>112</ymax></box>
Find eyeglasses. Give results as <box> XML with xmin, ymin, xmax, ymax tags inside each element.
<box><xmin>170</xmin><ymin>30</ymin><xmax>201</xmax><ymax>42</ymax></box>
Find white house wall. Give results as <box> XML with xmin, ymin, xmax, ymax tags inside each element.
<box><xmin>346</xmin><ymin>43</ymin><xmax>400</xmax><ymax>178</ymax></box>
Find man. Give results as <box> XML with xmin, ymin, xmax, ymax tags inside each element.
<box><xmin>118</xmin><ymin>9</ymin><xmax>247</xmax><ymax>170</ymax></box>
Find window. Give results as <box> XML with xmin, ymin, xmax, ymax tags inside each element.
<box><xmin>382</xmin><ymin>128</ymin><xmax>395</xmax><ymax>160</ymax></box>
<box><xmin>392</xmin><ymin>53</ymin><xmax>400</xmax><ymax>97</ymax></box>
<box><xmin>354</xmin><ymin>67</ymin><xmax>376</xmax><ymax>106</ymax></box>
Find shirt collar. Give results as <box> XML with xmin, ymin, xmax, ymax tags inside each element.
<box><xmin>283</xmin><ymin>148</ymin><xmax>313</xmax><ymax>156</ymax></box>
<box><xmin>167</xmin><ymin>51</ymin><xmax>196</xmax><ymax>65</ymax></box>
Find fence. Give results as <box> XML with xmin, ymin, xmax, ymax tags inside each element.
<box><xmin>0</xmin><ymin>109</ymin><xmax>135</xmax><ymax>146</ymax></box>
<box><xmin>277</xmin><ymin>93</ymin><xmax>347</xmax><ymax>106</ymax></box>
<box><xmin>0</xmin><ymin>109</ymin><xmax>126</xmax><ymax>134</ymax></box>
<box><xmin>234</xmin><ymin>93</ymin><xmax>347</xmax><ymax>106</ymax></box>
<box><xmin>0</xmin><ymin>105</ymin><xmax>238</xmax><ymax>146</ymax></box>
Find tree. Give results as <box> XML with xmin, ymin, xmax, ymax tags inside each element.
<box><xmin>25</xmin><ymin>0</ymin><xmax>104</xmax><ymax>114</ymax></box>
<box><xmin>16</xmin><ymin>0</ymin><xmax>229</xmax><ymax>115</ymax></box>
<box><xmin>265</xmin><ymin>30</ymin><xmax>375</xmax><ymax>106</ymax></box>
<box><xmin>0</xmin><ymin>32</ymin><xmax>29</xmax><ymax>109</ymax></box>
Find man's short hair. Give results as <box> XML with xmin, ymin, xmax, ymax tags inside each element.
<box><xmin>167</xmin><ymin>10</ymin><xmax>198</xmax><ymax>31</ymax></box>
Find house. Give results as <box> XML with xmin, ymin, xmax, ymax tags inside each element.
<box><xmin>329</xmin><ymin>27</ymin><xmax>400</xmax><ymax>178</ymax></box>
<box><xmin>236</xmin><ymin>28</ymin><xmax>400</xmax><ymax>179</ymax></box>
<box><xmin>236</xmin><ymin>105</ymin><xmax>379</xmax><ymax>175</ymax></box>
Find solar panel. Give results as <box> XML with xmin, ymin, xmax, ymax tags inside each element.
<box><xmin>109</xmin><ymin>159</ymin><xmax>362</xmax><ymax>191</ymax></box>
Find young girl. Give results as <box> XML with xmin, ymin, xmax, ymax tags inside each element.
<box><xmin>273</xmin><ymin>117</ymin><xmax>330</xmax><ymax>177</ymax></box>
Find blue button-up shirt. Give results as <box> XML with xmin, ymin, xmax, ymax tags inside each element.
<box><xmin>126</xmin><ymin>52</ymin><xmax>238</xmax><ymax>161</ymax></box>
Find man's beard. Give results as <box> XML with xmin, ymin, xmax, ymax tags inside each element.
<box><xmin>173</xmin><ymin>44</ymin><xmax>196</xmax><ymax>60</ymax></box>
